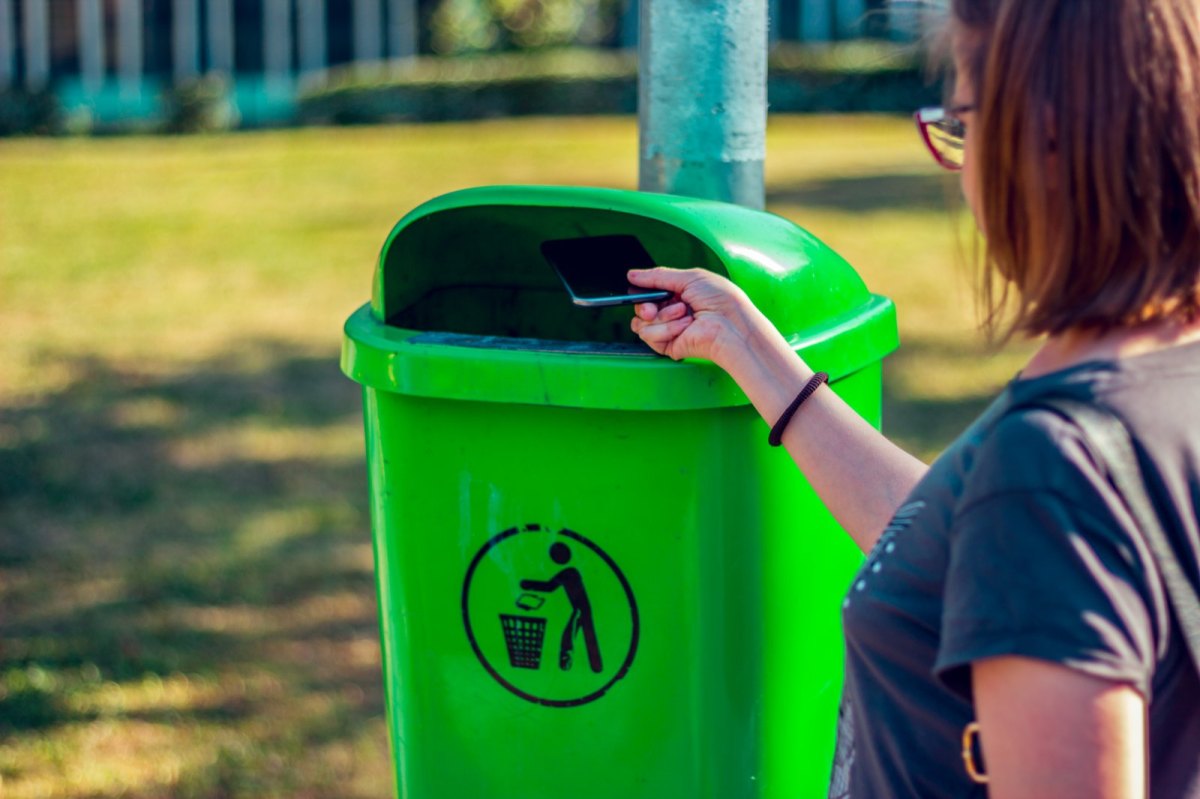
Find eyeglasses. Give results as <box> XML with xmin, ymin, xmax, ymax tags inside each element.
<box><xmin>914</xmin><ymin>105</ymin><xmax>974</xmax><ymax>171</ymax></box>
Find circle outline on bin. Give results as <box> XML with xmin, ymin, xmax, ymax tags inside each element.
<box><xmin>461</xmin><ymin>524</ymin><xmax>639</xmax><ymax>707</ymax></box>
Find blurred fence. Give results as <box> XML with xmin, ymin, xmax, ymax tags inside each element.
<box><xmin>0</xmin><ymin>0</ymin><xmax>938</xmax><ymax>131</ymax></box>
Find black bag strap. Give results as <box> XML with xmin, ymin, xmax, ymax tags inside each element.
<box><xmin>1015</xmin><ymin>396</ymin><xmax>1200</xmax><ymax>675</ymax></box>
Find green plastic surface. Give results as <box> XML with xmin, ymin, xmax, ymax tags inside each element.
<box><xmin>340</xmin><ymin>185</ymin><xmax>898</xmax><ymax>798</ymax></box>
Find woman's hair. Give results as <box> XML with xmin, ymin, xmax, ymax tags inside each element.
<box><xmin>950</xmin><ymin>0</ymin><xmax>1200</xmax><ymax>337</ymax></box>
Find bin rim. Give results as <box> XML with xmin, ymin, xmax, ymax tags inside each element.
<box><xmin>341</xmin><ymin>293</ymin><xmax>897</xmax><ymax>410</ymax></box>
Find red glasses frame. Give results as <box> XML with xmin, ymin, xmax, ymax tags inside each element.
<box><xmin>914</xmin><ymin>105</ymin><xmax>974</xmax><ymax>171</ymax></box>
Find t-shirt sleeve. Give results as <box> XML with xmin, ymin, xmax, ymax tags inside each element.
<box><xmin>934</xmin><ymin>409</ymin><xmax>1163</xmax><ymax>700</ymax></box>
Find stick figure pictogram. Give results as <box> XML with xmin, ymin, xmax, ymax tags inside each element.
<box><xmin>520</xmin><ymin>542</ymin><xmax>603</xmax><ymax>673</ymax></box>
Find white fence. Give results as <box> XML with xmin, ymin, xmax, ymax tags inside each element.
<box><xmin>0</xmin><ymin>0</ymin><xmax>923</xmax><ymax>126</ymax></box>
<box><xmin>0</xmin><ymin>0</ymin><xmax>918</xmax><ymax>92</ymax></box>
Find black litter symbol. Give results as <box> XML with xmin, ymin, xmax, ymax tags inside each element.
<box><xmin>462</xmin><ymin>524</ymin><xmax>640</xmax><ymax>708</ymax></box>
<box><xmin>500</xmin><ymin>614</ymin><xmax>547</xmax><ymax>669</ymax></box>
<box><xmin>520</xmin><ymin>542</ymin><xmax>603</xmax><ymax>673</ymax></box>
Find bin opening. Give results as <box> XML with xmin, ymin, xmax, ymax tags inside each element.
<box><xmin>379</xmin><ymin>205</ymin><xmax>725</xmax><ymax>345</ymax></box>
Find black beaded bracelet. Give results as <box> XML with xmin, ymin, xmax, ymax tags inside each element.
<box><xmin>768</xmin><ymin>371</ymin><xmax>829</xmax><ymax>447</ymax></box>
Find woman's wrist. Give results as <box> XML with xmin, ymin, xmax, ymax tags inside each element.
<box><xmin>711</xmin><ymin>309</ymin><xmax>813</xmax><ymax>418</ymax></box>
<box><xmin>708</xmin><ymin>295</ymin><xmax>770</xmax><ymax>366</ymax></box>
<box><xmin>708</xmin><ymin>316</ymin><xmax>759</xmax><ymax>373</ymax></box>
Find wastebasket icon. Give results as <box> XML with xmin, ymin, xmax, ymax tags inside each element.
<box><xmin>500</xmin><ymin>614</ymin><xmax>547</xmax><ymax>670</ymax></box>
<box><xmin>341</xmin><ymin>185</ymin><xmax>899</xmax><ymax>799</ymax></box>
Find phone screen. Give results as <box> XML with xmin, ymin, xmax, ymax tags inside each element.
<box><xmin>541</xmin><ymin>235</ymin><xmax>672</xmax><ymax>306</ymax></box>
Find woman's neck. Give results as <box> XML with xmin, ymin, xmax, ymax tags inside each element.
<box><xmin>1022</xmin><ymin>317</ymin><xmax>1200</xmax><ymax>379</ymax></box>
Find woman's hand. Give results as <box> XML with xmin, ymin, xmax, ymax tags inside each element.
<box><xmin>627</xmin><ymin>267</ymin><xmax>757</xmax><ymax>365</ymax></box>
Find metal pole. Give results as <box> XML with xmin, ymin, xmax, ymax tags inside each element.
<box><xmin>173</xmin><ymin>0</ymin><xmax>199</xmax><ymax>80</ymax></box>
<box><xmin>800</xmin><ymin>0</ymin><xmax>833</xmax><ymax>42</ymax></box>
<box><xmin>118</xmin><ymin>0</ymin><xmax>143</xmax><ymax>99</ymax></box>
<box><xmin>387</xmin><ymin>0</ymin><xmax>417</xmax><ymax>63</ymax></box>
<box><xmin>1</xmin><ymin>0</ymin><xmax>17</xmax><ymax>87</ymax></box>
<box><xmin>207</xmin><ymin>0</ymin><xmax>235</xmax><ymax>75</ymax></box>
<box><xmin>834</xmin><ymin>0</ymin><xmax>865</xmax><ymax>39</ymax></box>
<box><xmin>618</xmin><ymin>0</ymin><xmax>638</xmax><ymax>50</ymax></box>
<box><xmin>21</xmin><ymin>0</ymin><xmax>48</xmax><ymax>89</ymax></box>
<box><xmin>638</xmin><ymin>0</ymin><xmax>767</xmax><ymax>208</ymax></box>
<box><xmin>353</xmin><ymin>0</ymin><xmax>383</xmax><ymax>67</ymax></box>
<box><xmin>298</xmin><ymin>0</ymin><xmax>326</xmax><ymax>76</ymax></box>
<box><xmin>79</xmin><ymin>0</ymin><xmax>105</xmax><ymax>95</ymax></box>
<box><xmin>263</xmin><ymin>0</ymin><xmax>292</xmax><ymax>89</ymax></box>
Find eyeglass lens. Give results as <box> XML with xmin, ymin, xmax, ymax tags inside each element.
<box><xmin>927</xmin><ymin>117</ymin><xmax>965</xmax><ymax>169</ymax></box>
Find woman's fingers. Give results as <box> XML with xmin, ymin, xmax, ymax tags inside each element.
<box><xmin>634</xmin><ymin>300</ymin><xmax>687</xmax><ymax>322</ymax></box>
<box><xmin>634</xmin><ymin>302</ymin><xmax>660</xmax><ymax>321</ymax></box>
<box><xmin>655</xmin><ymin>302</ymin><xmax>689</xmax><ymax>322</ymax></box>
<box><xmin>631</xmin><ymin>314</ymin><xmax>694</xmax><ymax>357</ymax></box>
<box><xmin>628</xmin><ymin>266</ymin><xmax>748</xmax><ymax>364</ymax></box>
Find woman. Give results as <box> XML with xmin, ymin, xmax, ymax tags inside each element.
<box><xmin>627</xmin><ymin>1</ymin><xmax>1200</xmax><ymax>796</ymax></box>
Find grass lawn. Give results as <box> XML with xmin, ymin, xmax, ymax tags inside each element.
<box><xmin>0</xmin><ymin>116</ymin><xmax>1032</xmax><ymax>798</ymax></box>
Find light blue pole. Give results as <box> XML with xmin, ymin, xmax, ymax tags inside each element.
<box><xmin>619</xmin><ymin>0</ymin><xmax>639</xmax><ymax>50</ymax></box>
<box><xmin>172</xmin><ymin>0</ymin><xmax>199</xmax><ymax>81</ymax></box>
<box><xmin>835</xmin><ymin>0</ymin><xmax>867</xmax><ymax>39</ymax></box>
<box><xmin>387</xmin><ymin>0</ymin><xmax>419</xmax><ymax>62</ymax></box>
<box><xmin>801</xmin><ymin>0</ymin><xmax>834</xmax><ymax>42</ymax></box>
<box><xmin>79</xmin><ymin>0</ymin><xmax>105</xmax><ymax>95</ymax></box>
<box><xmin>638</xmin><ymin>0</ymin><xmax>767</xmax><ymax>209</ymax></box>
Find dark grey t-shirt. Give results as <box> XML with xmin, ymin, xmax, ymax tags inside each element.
<box><xmin>831</xmin><ymin>341</ymin><xmax>1200</xmax><ymax>798</ymax></box>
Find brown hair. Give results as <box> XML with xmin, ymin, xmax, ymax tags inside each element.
<box><xmin>949</xmin><ymin>0</ymin><xmax>1200</xmax><ymax>337</ymax></box>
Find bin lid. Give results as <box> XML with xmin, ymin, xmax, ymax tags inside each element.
<box><xmin>342</xmin><ymin>185</ymin><xmax>897</xmax><ymax>411</ymax></box>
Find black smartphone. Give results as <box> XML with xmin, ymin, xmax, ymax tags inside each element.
<box><xmin>541</xmin><ymin>235</ymin><xmax>672</xmax><ymax>307</ymax></box>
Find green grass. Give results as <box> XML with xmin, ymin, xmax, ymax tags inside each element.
<box><xmin>0</xmin><ymin>117</ymin><xmax>1032</xmax><ymax>798</ymax></box>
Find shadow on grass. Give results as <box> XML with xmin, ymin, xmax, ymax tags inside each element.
<box><xmin>767</xmin><ymin>171</ymin><xmax>956</xmax><ymax>213</ymax></box>
<box><xmin>0</xmin><ymin>341</ymin><xmax>390</xmax><ymax>797</ymax></box>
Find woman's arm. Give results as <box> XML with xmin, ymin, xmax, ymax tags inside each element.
<box><xmin>629</xmin><ymin>267</ymin><xmax>928</xmax><ymax>554</ymax></box>
<box><xmin>973</xmin><ymin>656</ymin><xmax>1147</xmax><ymax>799</ymax></box>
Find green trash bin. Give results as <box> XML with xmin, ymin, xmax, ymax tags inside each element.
<box><xmin>341</xmin><ymin>185</ymin><xmax>897</xmax><ymax>799</ymax></box>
